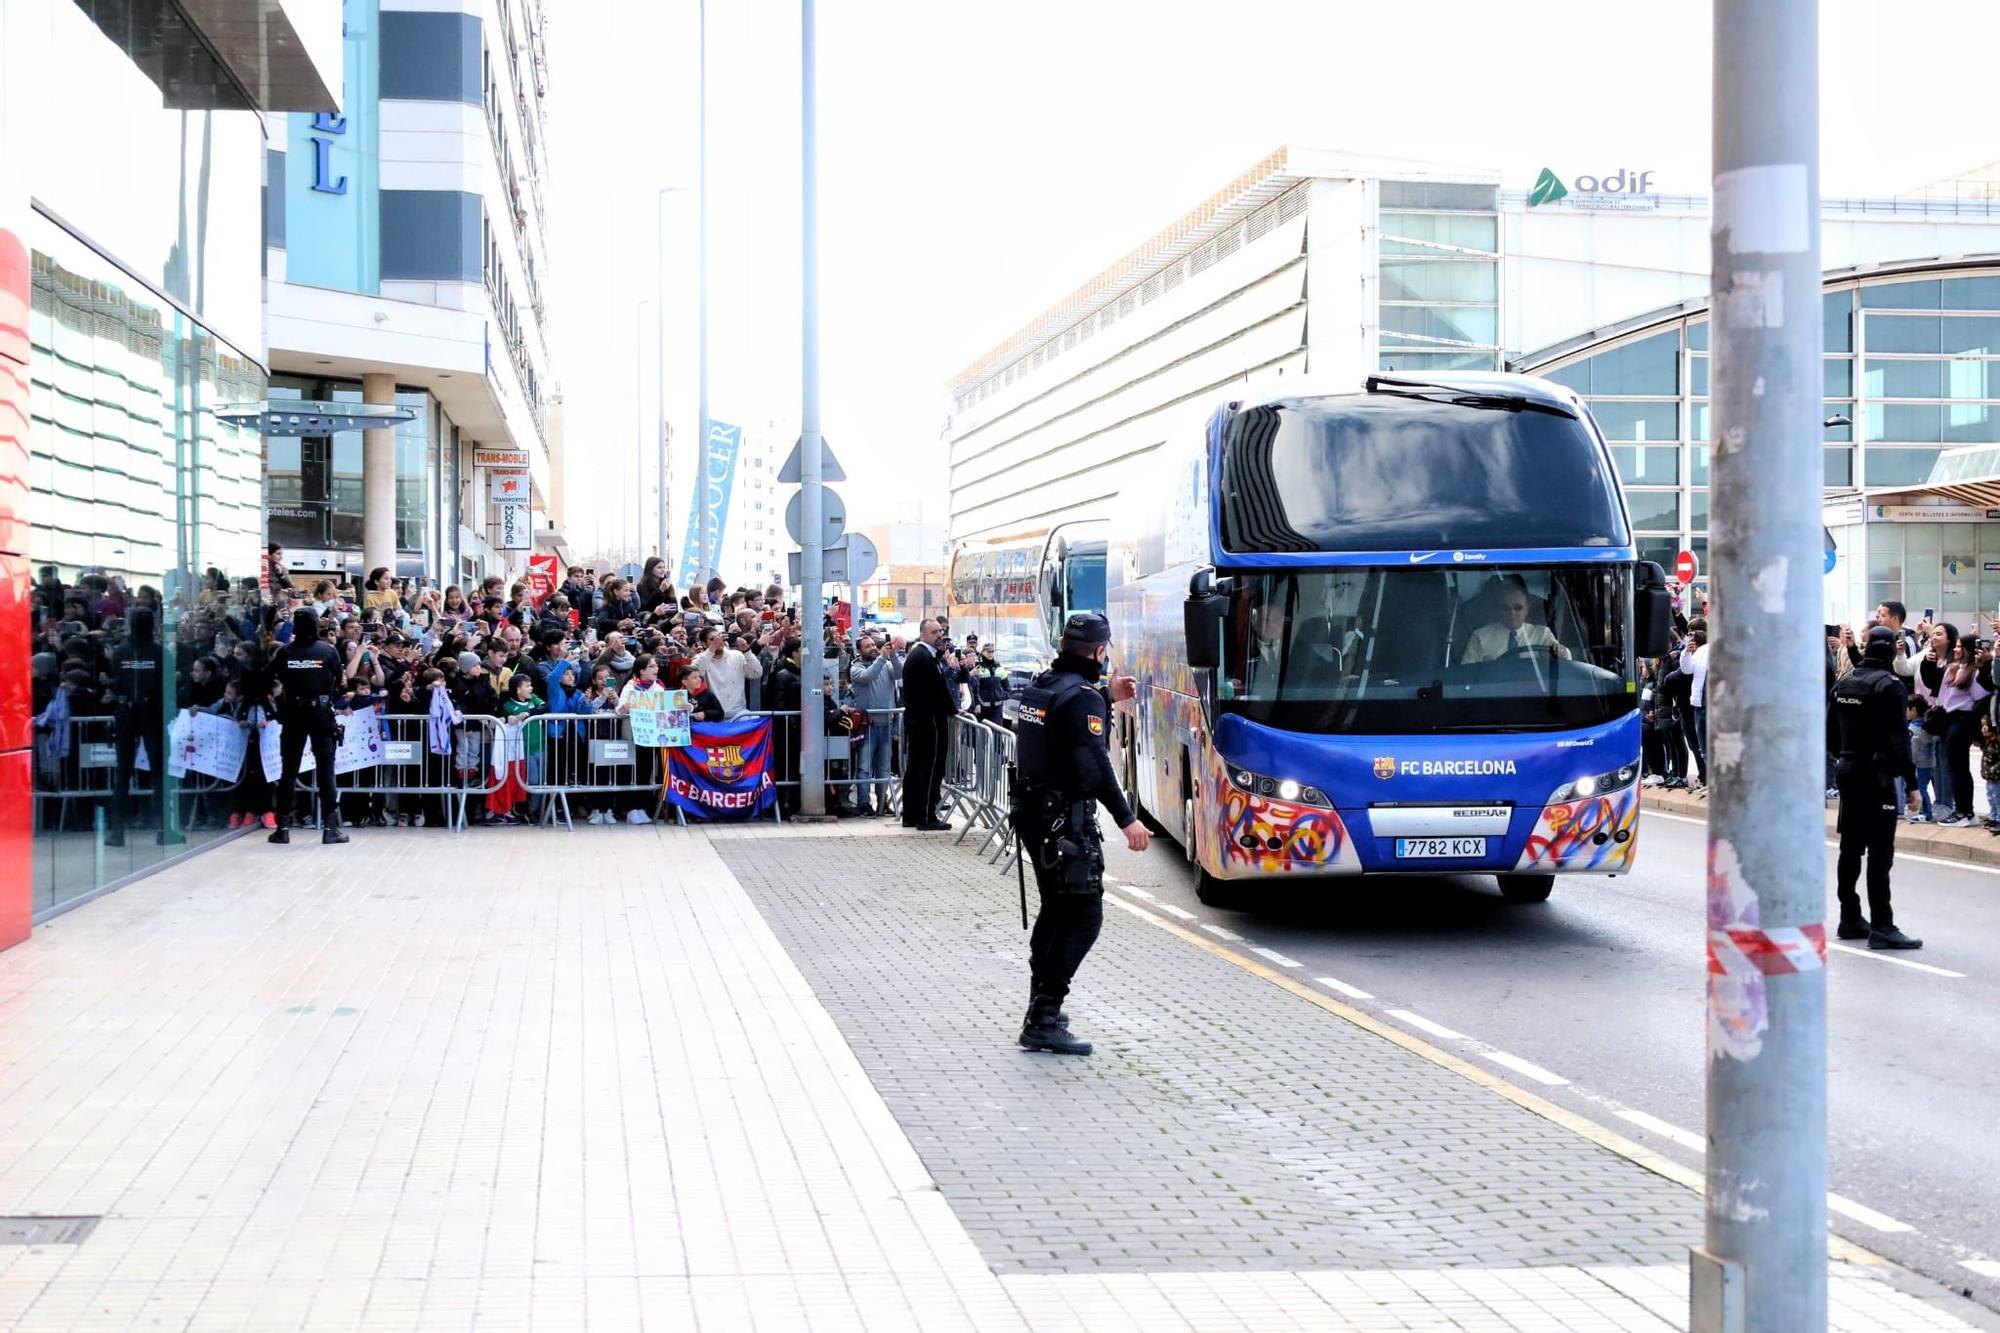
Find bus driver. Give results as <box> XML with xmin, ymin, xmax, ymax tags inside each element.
<box><xmin>1461</xmin><ymin>574</ymin><xmax>1571</xmax><ymax>666</ymax></box>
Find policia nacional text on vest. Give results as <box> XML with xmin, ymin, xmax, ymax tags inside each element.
<box><xmin>1006</xmin><ymin>611</ymin><xmax>1150</xmax><ymax>1055</ymax></box>
<box><xmin>270</xmin><ymin>607</ymin><xmax>350</xmax><ymax>846</ymax></box>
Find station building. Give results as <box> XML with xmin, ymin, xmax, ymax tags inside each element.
<box><xmin>944</xmin><ymin>145</ymin><xmax>2000</xmax><ymax>633</ymax></box>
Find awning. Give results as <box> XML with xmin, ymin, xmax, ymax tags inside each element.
<box><xmin>216</xmin><ymin>400</ymin><xmax>417</xmax><ymax>436</ymax></box>
<box><xmin>1873</xmin><ymin>444</ymin><xmax>2000</xmax><ymax>510</ymax></box>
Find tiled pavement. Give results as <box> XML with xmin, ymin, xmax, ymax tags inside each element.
<box><xmin>0</xmin><ymin>822</ymin><xmax>1981</xmax><ymax>1330</ymax></box>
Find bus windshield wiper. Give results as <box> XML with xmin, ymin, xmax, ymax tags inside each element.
<box><xmin>1364</xmin><ymin>375</ymin><xmax>1576</xmax><ymax>420</ymax></box>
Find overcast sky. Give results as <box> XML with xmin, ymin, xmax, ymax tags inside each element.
<box><xmin>547</xmin><ymin>0</ymin><xmax>2000</xmax><ymax>564</ymax></box>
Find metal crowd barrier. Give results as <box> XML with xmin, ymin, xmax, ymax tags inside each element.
<box><xmin>759</xmin><ymin>708</ymin><xmax>905</xmax><ymax>821</ymax></box>
<box><xmin>312</xmin><ymin>712</ymin><xmax>505</xmax><ymax>832</ymax></box>
<box><xmin>522</xmin><ymin>712</ymin><xmax>681</xmax><ymax>830</ymax></box>
<box><xmin>33</xmin><ymin>713</ymin><xmax>243</xmax><ymax>833</ymax></box>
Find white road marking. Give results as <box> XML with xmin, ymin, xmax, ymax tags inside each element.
<box><xmin>1962</xmin><ymin>1260</ymin><xmax>2000</xmax><ymax>1278</ymax></box>
<box><xmin>1647</xmin><ymin>811</ymin><xmax>1971</xmax><ymax>978</ymax></box>
<box><xmin>1313</xmin><ymin>976</ymin><xmax>1374</xmax><ymax>1000</ymax></box>
<box><xmin>1825</xmin><ymin>943</ymin><xmax>1967</xmax><ymax>978</ymax></box>
<box><xmin>1250</xmin><ymin>947</ymin><xmax>1302</xmax><ymax>968</ymax></box>
<box><xmin>1477</xmin><ymin>1049</ymin><xmax>1570</xmax><ymax>1086</ymax></box>
<box><xmin>1157</xmin><ymin>903</ymin><xmax>1198</xmax><ymax>922</ymax></box>
<box><xmin>1200</xmin><ymin>923</ymin><xmax>1244</xmax><ymax>942</ymax></box>
<box><xmin>1387</xmin><ymin>1009</ymin><xmax>1467</xmax><ymax>1041</ymax></box>
<box><xmin>1100</xmin><ymin>874</ymin><xmax>1119</xmax><ymax>884</ymax></box>
<box><xmin>1615</xmin><ymin>1109</ymin><xmax>1707</xmax><ymax>1153</ymax></box>
<box><xmin>1118</xmin><ymin>885</ymin><xmax>1154</xmax><ymax>900</ymax></box>
<box><xmin>1826</xmin><ymin>1193</ymin><xmax>1915</xmax><ymax>1234</ymax></box>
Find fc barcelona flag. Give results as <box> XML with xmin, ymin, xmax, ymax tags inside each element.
<box><xmin>664</xmin><ymin>716</ymin><xmax>778</xmax><ymax>820</ymax></box>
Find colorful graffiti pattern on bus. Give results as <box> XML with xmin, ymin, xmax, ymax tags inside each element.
<box><xmin>1203</xmin><ymin>749</ymin><xmax>1350</xmax><ymax>875</ymax></box>
<box><xmin>1516</xmin><ymin>784</ymin><xmax>1639</xmax><ymax>871</ymax></box>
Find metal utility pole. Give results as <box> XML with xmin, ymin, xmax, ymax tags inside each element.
<box><xmin>634</xmin><ymin>298</ymin><xmax>653</xmax><ymax>566</ymax></box>
<box><xmin>797</xmin><ymin>0</ymin><xmax>827</xmax><ymax>816</ymax></box>
<box><xmin>695</xmin><ymin>0</ymin><xmax>713</xmax><ymax>582</ymax></box>
<box><xmin>655</xmin><ymin>186</ymin><xmax>688</xmax><ymax>559</ymax></box>
<box><xmin>1694</xmin><ymin>3</ymin><xmax>1826</xmax><ymax>1330</ymax></box>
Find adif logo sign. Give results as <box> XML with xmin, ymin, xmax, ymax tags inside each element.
<box><xmin>1528</xmin><ymin>167</ymin><xmax>1657</xmax><ymax>206</ymax></box>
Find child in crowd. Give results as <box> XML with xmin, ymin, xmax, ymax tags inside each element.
<box><xmin>488</xmin><ymin>671</ymin><xmax>543</xmax><ymax>824</ymax></box>
<box><xmin>1908</xmin><ymin>698</ymin><xmax>1939</xmax><ymax>823</ymax></box>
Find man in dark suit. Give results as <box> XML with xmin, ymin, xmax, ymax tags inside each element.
<box><xmin>900</xmin><ymin>617</ymin><xmax>954</xmax><ymax>830</ymax></box>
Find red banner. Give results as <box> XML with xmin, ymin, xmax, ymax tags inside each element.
<box><xmin>525</xmin><ymin>553</ymin><xmax>559</xmax><ymax>608</ymax></box>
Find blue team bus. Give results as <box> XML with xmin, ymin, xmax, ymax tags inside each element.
<box><xmin>1108</xmin><ymin>372</ymin><xmax>1673</xmax><ymax>906</ymax></box>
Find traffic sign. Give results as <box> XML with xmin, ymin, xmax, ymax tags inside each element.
<box><xmin>1675</xmin><ymin>549</ymin><xmax>1698</xmax><ymax>584</ymax></box>
<box><xmin>785</xmin><ymin>488</ymin><xmax>847</xmax><ymax>546</ymax></box>
<box><xmin>841</xmin><ymin>532</ymin><xmax>879</xmax><ymax>585</ymax></box>
<box><xmin>778</xmin><ymin>436</ymin><xmax>846</xmax><ymax>484</ymax></box>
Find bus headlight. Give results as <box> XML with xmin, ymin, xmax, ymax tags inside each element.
<box><xmin>1548</xmin><ymin>764</ymin><xmax>1639</xmax><ymax>804</ymax></box>
<box><xmin>1227</xmin><ymin>765</ymin><xmax>1331</xmax><ymax>808</ymax></box>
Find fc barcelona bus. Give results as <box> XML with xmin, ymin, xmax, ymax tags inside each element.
<box><xmin>1107</xmin><ymin>373</ymin><xmax>1672</xmax><ymax>906</ymax></box>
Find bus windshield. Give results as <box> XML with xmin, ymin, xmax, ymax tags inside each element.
<box><xmin>1218</xmin><ymin>396</ymin><xmax>1629</xmax><ymax>552</ymax></box>
<box><xmin>1218</xmin><ymin>566</ymin><xmax>1634</xmax><ymax>734</ymax></box>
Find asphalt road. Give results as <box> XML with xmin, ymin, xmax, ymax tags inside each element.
<box><xmin>1095</xmin><ymin>807</ymin><xmax>2000</xmax><ymax>1310</ymax></box>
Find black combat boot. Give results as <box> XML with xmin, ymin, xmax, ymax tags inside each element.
<box><xmin>322</xmin><ymin>825</ymin><xmax>349</xmax><ymax>845</ymax></box>
<box><xmin>1836</xmin><ymin>915</ymin><xmax>1870</xmax><ymax>941</ymax></box>
<box><xmin>268</xmin><ymin>826</ymin><xmax>290</xmax><ymax>845</ymax></box>
<box><xmin>1869</xmin><ymin>925</ymin><xmax>1922</xmax><ymax>950</ymax></box>
<box><xmin>1018</xmin><ymin>997</ymin><xmax>1091</xmax><ymax>1055</ymax></box>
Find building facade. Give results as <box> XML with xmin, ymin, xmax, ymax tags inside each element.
<box><xmin>1</xmin><ymin>0</ymin><xmax>340</xmax><ymax>928</ymax></box>
<box><xmin>945</xmin><ymin>146</ymin><xmax>2000</xmax><ymax>630</ymax></box>
<box><xmin>262</xmin><ymin>0</ymin><xmax>556</xmax><ymax>588</ymax></box>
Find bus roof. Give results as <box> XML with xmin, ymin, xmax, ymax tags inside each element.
<box><xmin>1229</xmin><ymin>371</ymin><xmax>1585</xmax><ymax>418</ymax></box>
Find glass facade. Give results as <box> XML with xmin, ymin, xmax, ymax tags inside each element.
<box><xmin>264</xmin><ymin>375</ymin><xmax>448</xmax><ymax>577</ymax></box>
<box><xmin>1529</xmin><ymin>271</ymin><xmax>2000</xmax><ymax>575</ymax></box>
<box><xmin>26</xmin><ymin>220</ymin><xmax>268</xmax><ymax>916</ymax></box>
<box><xmin>1376</xmin><ymin>181</ymin><xmax>1501</xmax><ymax>373</ymax></box>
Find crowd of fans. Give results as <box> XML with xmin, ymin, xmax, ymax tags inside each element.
<box><xmin>1642</xmin><ymin>591</ymin><xmax>2000</xmax><ymax>831</ymax></box>
<box><xmin>31</xmin><ymin>547</ymin><xmax>1019</xmax><ymax>835</ymax></box>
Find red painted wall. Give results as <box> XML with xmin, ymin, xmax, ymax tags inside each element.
<box><xmin>0</xmin><ymin>227</ymin><xmax>34</xmax><ymax>950</ymax></box>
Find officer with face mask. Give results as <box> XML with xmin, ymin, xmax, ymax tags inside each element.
<box><xmin>1829</xmin><ymin>624</ymin><xmax>1922</xmax><ymax>948</ymax></box>
<box><xmin>1008</xmin><ymin>612</ymin><xmax>1150</xmax><ymax>1054</ymax></box>
<box><xmin>270</xmin><ymin>606</ymin><xmax>348</xmax><ymax>845</ymax></box>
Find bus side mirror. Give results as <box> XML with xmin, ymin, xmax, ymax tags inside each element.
<box><xmin>1635</xmin><ymin>561</ymin><xmax>1673</xmax><ymax>657</ymax></box>
<box><xmin>1185</xmin><ymin>569</ymin><xmax>1225</xmax><ymax>670</ymax></box>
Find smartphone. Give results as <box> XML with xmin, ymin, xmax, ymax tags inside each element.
<box><xmin>1923</xmin><ymin>607</ymin><xmax>1935</xmax><ymax>622</ymax></box>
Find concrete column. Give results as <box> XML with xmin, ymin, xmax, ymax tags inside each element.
<box><xmin>361</xmin><ymin>372</ymin><xmax>398</xmax><ymax>577</ymax></box>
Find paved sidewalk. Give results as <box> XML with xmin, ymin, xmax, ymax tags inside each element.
<box><xmin>1642</xmin><ymin>782</ymin><xmax>2000</xmax><ymax>866</ymax></box>
<box><xmin>0</xmin><ymin>824</ymin><xmax>1981</xmax><ymax>1330</ymax></box>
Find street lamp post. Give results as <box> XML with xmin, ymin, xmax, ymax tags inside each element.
<box><xmin>656</xmin><ymin>184</ymin><xmax>690</xmax><ymax>562</ymax></box>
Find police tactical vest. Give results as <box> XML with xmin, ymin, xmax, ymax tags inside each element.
<box><xmin>1013</xmin><ymin>670</ymin><xmax>1090</xmax><ymax>789</ymax></box>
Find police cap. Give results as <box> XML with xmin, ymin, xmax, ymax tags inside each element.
<box><xmin>1864</xmin><ymin>624</ymin><xmax>1898</xmax><ymax>663</ymax></box>
<box><xmin>1060</xmin><ymin>611</ymin><xmax>1111</xmax><ymax>650</ymax></box>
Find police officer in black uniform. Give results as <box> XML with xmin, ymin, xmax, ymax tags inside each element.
<box><xmin>270</xmin><ymin>607</ymin><xmax>348</xmax><ymax>845</ymax></box>
<box><xmin>1009</xmin><ymin>611</ymin><xmax>1150</xmax><ymax>1055</ymax></box>
<box><xmin>1829</xmin><ymin>625</ymin><xmax>1922</xmax><ymax>948</ymax></box>
<box><xmin>106</xmin><ymin>606</ymin><xmax>165</xmax><ymax>848</ymax></box>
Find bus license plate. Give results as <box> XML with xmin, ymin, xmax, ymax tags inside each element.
<box><xmin>1395</xmin><ymin>837</ymin><xmax>1486</xmax><ymax>859</ymax></box>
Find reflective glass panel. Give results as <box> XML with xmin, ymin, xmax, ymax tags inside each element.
<box><xmin>1379</xmin><ymin>212</ymin><xmax>1498</xmax><ymax>254</ymax></box>
<box><xmin>1864</xmin><ymin>447</ymin><xmax>1943</xmax><ymax>486</ymax></box>
<box><xmin>1589</xmin><ymin>401</ymin><xmax>1679</xmax><ymax>442</ymax></box>
<box><xmin>1609</xmin><ymin>445</ymin><xmax>1680</xmax><ymax>486</ymax></box>
<box><xmin>1943</xmin><ymin>316</ymin><xmax>2000</xmax><ymax>355</ymax></box>
<box><xmin>1378</xmin><ymin>350</ymin><xmax>1498</xmax><ymax>372</ymax></box>
<box><xmin>1687</xmin><ymin>319</ymin><xmax>1709</xmax><ymax>351</ymax></box>
<box><xmin>1378</xmin><ymin>260</ymin><xmax>1498</xmax><ymax>303</ymax></box>
<box><xmin>1867</xmin><ymin>316</ymin><xmax>1941</xmax><ymax>354</ymax></box>
<box><xmin>1825</xmin><ymin>358</ymin><xmax>1853</xmax><ymax>397</ymax></box>
<box><xmin>1861</xmin><ymin>279</ymin><xmax>1942</xmax><ymax>309</ymax></box>
<box><xmin>1825</xmin><ymin>447</ymin><xmax>1854</xmax><ymax>487</ymax></box>
<box><xmin>1690</xmin><ymin>356</ymin><xmax>1708</xmax><ymax>397</ymax></box>
<box><xmin>1867</xmin><ymin>403</ymin><xmax>1941</xmax><ymax>442</ymax></box>
<box><xmin>1379</xmin><ymin>304</ymin><xmax>1498</xmax><ymax>347</ymax></box>
<box><xmin>1690</xmin><ymin>489</ymin><xmax>1708</xmax><ymax>533</ymax></box>
<box><xmin>1625</xmin><ymin>490</ymin><xmax>1682</xmax><ymax>532</ymax></box>
<box><xmin>1943</xmin><ymin>276</ymin><xmax>2000</xmax><ymax>310</ymax></box>
<box><xmin>1865</xmin><ymin>359</ymin><xmax>1943</xmax><ymax>399</ymax></box>
<box><xmin>1826</xmin><ymin>292</ymin><xmax>1853</xmax><ymax>352</ymax></box>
